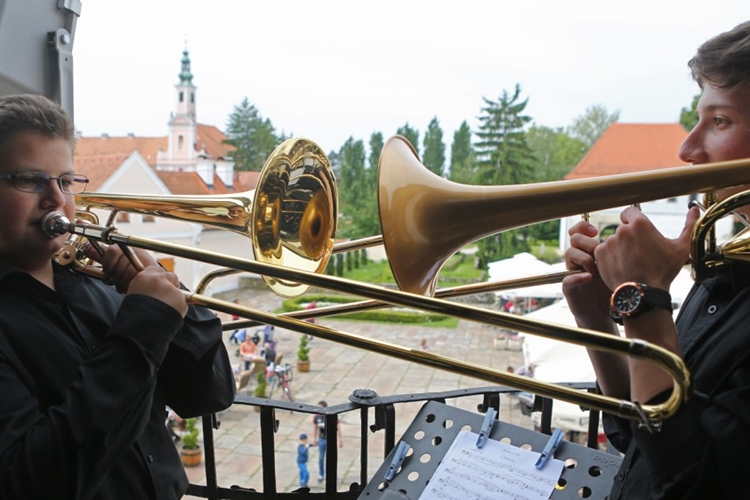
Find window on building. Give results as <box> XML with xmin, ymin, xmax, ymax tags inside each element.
<box><xmin>143</xmin><ymin>215</ymin><xmax>156</xmax><ymax>223</ymax></box>
<box><xmin>116</xmin><ymin>212</ymin><xmax>130</xmax><ymax>223</ymax></box>
<box><xmin>190</xmin><ymin>92</ymin><xmax>194</xmax><ymax>104</ymax></box>
<box><xmin>179</xmin><ymin>91</ymin><xmax>184</xmax><ymax>102</ymax></box>
<box><xmin>178</xmin><ymin>135</ymin><xmax>184</xmax><ymax>150</ymax></box>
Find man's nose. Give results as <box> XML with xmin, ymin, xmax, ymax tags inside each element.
<box><xmin>678</xmin><ymin>128</ymin><xmax>707</xmax><ymax>164</ymax></box>
<box><xmin>41</xmin><ymin>178</ymin><xmax>68</xmax><ymax>206</ymax></box>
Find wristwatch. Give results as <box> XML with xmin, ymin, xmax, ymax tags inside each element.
<box><xmin>610</xmin><ymin>282</ymin><xmax>672</xmax><ymax>324</ymax></box>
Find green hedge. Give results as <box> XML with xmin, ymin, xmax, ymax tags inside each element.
<box><xmin>283</xmin><ymin>294</ymin><xmax>449</xmax><ymax>324</ymax></box>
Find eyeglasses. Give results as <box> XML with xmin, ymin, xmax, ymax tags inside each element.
<box><xmin>0</xmin><ymin>172</ymin><xmax>89</xmax><ymax>194</ymax></box>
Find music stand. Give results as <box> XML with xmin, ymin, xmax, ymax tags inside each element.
<box><xmin>359</xmin><ymin>400</ymin><xmax>622</xmax><ymax>499</ymax></box>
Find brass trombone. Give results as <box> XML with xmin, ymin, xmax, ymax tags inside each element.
<box><xmin>56</xmin><ymin>135</ymin><xmax>750</xmax><ymax>427</ymax></box>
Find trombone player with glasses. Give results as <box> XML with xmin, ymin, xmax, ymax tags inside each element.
<box><xmin>0</xmin><ymin>94</ymin><xmax>235</xmax><ymax>499</ymax></box>
<box><xmin>563</xmin><ymin>21</ymin><xmax>750</xmax><ymax>499</ymax></box>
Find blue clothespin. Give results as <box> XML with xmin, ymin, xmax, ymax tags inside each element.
<box><xmin>535</xmin><ymin>428</ymin><xmax>564</xmax><ymax>469</ymax></box>
<box><xmin>385</xmin><ymin>441</ymin><xmax>411</xmax><ymax>481</ymax></box>
<box><xmin>476</xmin><ymin>407</ymin><xmax>497</xmax><ymax>449</ymax></box>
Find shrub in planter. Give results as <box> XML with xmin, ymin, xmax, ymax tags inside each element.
<box><xmin>297</xmin><ymin>335</ymin><xmax>310</xmax><ymax>372</ymax></box>
<box><xmin>180</xmin><ymin>417</ymin><xmax>202</xmax><ymax>467</ymax></box>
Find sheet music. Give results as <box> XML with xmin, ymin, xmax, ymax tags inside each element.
<box><xmin>418</xmin><ymin>430</ymin><xmax>564</xmax><ymax>500</ymax></box>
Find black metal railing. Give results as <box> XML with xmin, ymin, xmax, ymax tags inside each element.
<box><xmin>187</xmin><ymin>382</ymin><xmax>604</xmax><ymax>500</ymax></box>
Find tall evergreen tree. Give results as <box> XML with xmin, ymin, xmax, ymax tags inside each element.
<box><xmin>449</xmin><ymin>121</ymin><xmax>474</xmax><ymax>183</ymax></box>
<box><xmin>422</xmin><ymin>117</ymin><xmax>446</xmax><ymax>176</ymax></box>
<box><xmin>336</xmin><ymin>136</ymin><xmax>380</xmax><ymax>238</ymax></box>
<box><xmin>474</xmin><ymin>84</ymin><xmax>535</xmax><ymax>185</ymax></box>
<box><xmin>368</xmin><ymin>131</ymin><xmax>384</xmax><ymax>185</ymax></box>
<box><xmin>473</xmin><ymin>84</ymin><xmax>535</xmax><ymax>266</ymax></box>
<box><xmin>224</xmin><ymin>97</ymin><xmax>281</xmax><ymax>171</ymax></box>
<box><xmin>396</xmin><ymin>123</ymin><xmax>420</xmax><ymax>156</ymax></box>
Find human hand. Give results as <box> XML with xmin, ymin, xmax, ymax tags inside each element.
<box><xmin>594</xmin><ymin>206</ymin><xmax>700</xmax><ymax>291</ymax></box>
<box><xmin>85</xmin><ymin>243</ymin><xmax>159</xmax><ymax>294</ymax></box>
<box><xmin>126</xmin><ymin>265</ymin><xmax>188</xmax><ymax>317</ymax></box>
<box><xmin>561</xmin><ymin>220</ymin><xmax>613</xmax><ymax>329</ymax></box>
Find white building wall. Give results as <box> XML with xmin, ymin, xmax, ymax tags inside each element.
<box><xmin>559</xmin><ymin>194</ymin><xmax>735</xmax><ymax>251</ymax></box>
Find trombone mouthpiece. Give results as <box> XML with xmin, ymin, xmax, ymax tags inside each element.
<box><xmin>41</xmin><ymin>211</ymin><xmax>71</xmax><ymax>238</ymax></box>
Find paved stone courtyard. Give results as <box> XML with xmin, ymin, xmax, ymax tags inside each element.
<box><xmin>183</xmin><ymin>287</ymin><xmax>531</xmax><ymax>496</ymax></box>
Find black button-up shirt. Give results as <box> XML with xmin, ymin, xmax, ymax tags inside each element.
<box><xmin>606</xmin><ymin>264</ymin><xmax>750</xmax><ymax>499</ymax></box>
<box><xmin>0</xmin><ymin>263</ymin><xmax>235</xmax><ymax>499</ymax></box>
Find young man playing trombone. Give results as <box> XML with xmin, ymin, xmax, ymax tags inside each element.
<box><xmin>563</xmin><ymin>21</ymin><xmax>750</xmax><ymax>499</ymax></box>
<box><xmin>0</xmin><ymin>94</ymin><xmax>235</xmax><ymax>499</ymax></box>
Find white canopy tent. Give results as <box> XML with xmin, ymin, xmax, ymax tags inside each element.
<box><xmin>515</xmin><ymin>267</ymin><xmax>696</xmax><ymax>433</ymax></box>
<box><xmin>488</xmin><ymin>253</ymin><xmax>564</xmax><ymax>301</ymax></box>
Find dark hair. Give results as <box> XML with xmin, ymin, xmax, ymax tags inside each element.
<box><xmin>318</xmin><ymin>400</ymin><xmax>327</xmax><ymax>407</ymax></box>
<box><xmin>688</xmin><ymin>21</ymin><xmax>750</xmax><ymax>90</ymax></box>
<box><xmin>0</xmin><ymin>94</ymin><xmax>77</xmax><ymax>154</ymax></box>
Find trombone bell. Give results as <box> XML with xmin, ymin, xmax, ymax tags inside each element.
<box><xmin>75</xmin><ymin>138</ymin><xmax>337</xmax><ymax>297</ymax></box>
<box><xmin>378</xmin><ymin>135</ymin><xmax>750</xmax><ymax>295</ymax></box>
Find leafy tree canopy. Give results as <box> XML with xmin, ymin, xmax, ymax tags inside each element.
<box><xmin>568</xmin><ymin>104</ymin><xmax>620</xmax><ymax>148</ymax></box>
<box><xmin>680</xmin><ymin>93</ymin><xmax>700</xmax><ymax>132</ymax></box>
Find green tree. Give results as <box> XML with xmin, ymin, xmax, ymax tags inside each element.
<box><xmin>680</xmin><ymin>94</ymin><xmax>700</xmax><ymax>132</ymax></box>
<box><xmin>422</xmin><ymin>117</ymin><xmax>446</xmax><ymax>176</ymax></box>
<box><xmin>568</xmin><ymin>104</ymin><xmax>620</xmax><ymax>148</ymax></box>
<box><xmin>474</xmin><ymin>85</ymin><xmax>535</xmax><ymax>186</ymax></box>
<box><xmin>526</xmin><ymin>125</ymin><xmax>586</xmax><ymax>182</ymax></box>
<box><xmin>396</xmin><ymin>123</ymin><xmax>420</xmax><ymax>156</ymax></box>
<box><xmin>449</xmin><ymin>121</ymin><xmax>474</xmax><ymax>183</ymax></box>
<box><xmin>338</xmin><ymin>137</ymin><xmax>383</xmax><ymax>239</ymax></box>
<box><xmin>524</xmin><ymin>124</ymin><xmax>588</xmax><ymax>241</ymax></box>
<box><xmin>335</xmin><ymin>253</ymin><xmax>344</xmax><ymax>276</ymax></box>
<box><xmin>338</xmin><ymin>137</ymin><xmax>366</xmax><ymax>209</ymax></box>
<box><xmin>224</xmin><ymin>97</ymin><xmax>281</xmax><ymax>171</ymax></box>
<box><xmin>368</xmin><ymin>132</ymin><xmax>384</xmax><ymax>172</ymax></box>
<box><xmin>473</xmin><ymin>84</ymin><xmax>536</xmax><ymax>266</ymax></box>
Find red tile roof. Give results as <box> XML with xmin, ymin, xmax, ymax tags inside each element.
<box><xmin>75</xmin><ymin>135</ymin><xmax>167</xmax><ymax>167</ymax></box>
<box><xmin>565</xmin><ymin>123</ymin><xmax>689</xmax><ymax>179</ymax></box>
<box><xmin>196</xmin><ymin>124</ymin><xmax>234</xmax><ymax>159</ymax></box>
<box><xmin>74</xmin><ymin>153</ymin><xmax>131</xmax><ymax>191</ymax></box>
<box><xmin>72</xmin><ymin>124</ymin><xmax>242</xmax><ymax>196</ymax></box>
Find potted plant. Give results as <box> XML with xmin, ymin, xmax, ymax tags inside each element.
<box><xmin>253</xmin><ymin>371</ymin><xmax>267</xmax><ymax>412</ymax></box>
<box><xmin>179</xmin><ymin>417</ymin><xmax>202</xmax><ymax>467</ymax></box>
<box><xmin>297</xmin><ymin>334</ymin><xmax>311</xmax><ymax>372</ymax></box>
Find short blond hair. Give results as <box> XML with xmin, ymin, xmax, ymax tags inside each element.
<box><xmin>0</xmin><ymin>94</ymin><xmax>76</xmax><ymax>154</ymax></box>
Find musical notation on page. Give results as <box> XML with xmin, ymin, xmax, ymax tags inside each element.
<box><xmin>418</xmin><ymin>430</ymin><xmax>564</xmax><ymax>500</ymax></box>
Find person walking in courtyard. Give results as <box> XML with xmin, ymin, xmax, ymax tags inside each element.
<box><xmin>297</xmin><ymin>433</ymin><xmax>310</xmax><ymax>489</ymax></box>
<box><xmin>312</xmin><ymin>400</ymin><xmax>343</xmax><ymax>483</ymax></box>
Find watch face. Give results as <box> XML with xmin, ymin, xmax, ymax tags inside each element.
<box><xmin>613</xmin><ymin>285</ymin><xmax>643</xmax><ymax>316</ymax></box>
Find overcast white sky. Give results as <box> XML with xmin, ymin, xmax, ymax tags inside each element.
<box><xmin>73</xmin><ymin>1</ymin><xmax>749</xmax><ymax>154</ymax></box>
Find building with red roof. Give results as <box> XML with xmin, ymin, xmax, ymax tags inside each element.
<box><xmin>72</xmin><ymin>48</ymin><xmax>259</xmax><ymax>293</ymax></box>
<box><xmin>559</xmin><ymin>122</ymin><xmax>732</xmax><ymax>252</ymax></box>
